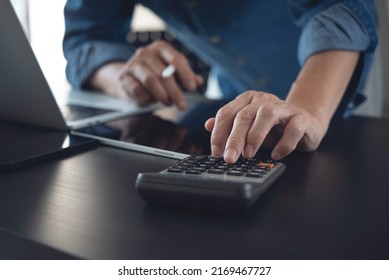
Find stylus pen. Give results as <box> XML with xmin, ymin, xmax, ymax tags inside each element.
<box><xmin>161</xmin><ymin>64</ymin><xmax>176</xmax><ymax>78</ymax></box>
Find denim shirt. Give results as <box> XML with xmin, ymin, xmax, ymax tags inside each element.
<box><xmin>63</xmin><ymin>0</ymin><xmax>377</xmax><ymax>117</ymax></box>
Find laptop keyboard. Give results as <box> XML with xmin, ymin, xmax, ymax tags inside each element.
<box><xmin>60</xmin><ymin>104</ymin><xmax>115</xmax><ymax>121</ymax></box>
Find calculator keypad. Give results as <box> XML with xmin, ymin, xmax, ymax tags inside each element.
<box><xmin>167</xmin><ymin>155</ymin><xmax>277</xmax><ymax>178</ymax></box>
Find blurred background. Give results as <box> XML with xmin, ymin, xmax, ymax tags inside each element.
<box><xmin>9</xmin><ymin>0</ymin><xmax>389</xmax><ymax>118</ymax></box>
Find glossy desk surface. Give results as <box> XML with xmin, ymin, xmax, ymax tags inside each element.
<box><xmin>1</xmin><ymin>116</ymin><xmax>389</xmax><ymax>259</ymax></box>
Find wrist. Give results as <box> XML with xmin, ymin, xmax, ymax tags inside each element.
<box><xmin>286</xmin><ymin>82</ymin><xmax>331</xmax><ymax>129</ymax></box>
<box><xmin>286</xmin><ymin>50</ymin><xmax>360</xmax><ymax>127</ymax></box>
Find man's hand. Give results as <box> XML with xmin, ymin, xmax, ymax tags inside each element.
<box><xmin>205</xmin><ymin>50</ymin><xmax>360</xmax><ymax>163</ymax></box>
<box><xmin>204</xmin><ymin>91</ymin><xmax>327</xmax><ymax>163</ymax></box>
<box><xmin>91</xmin><ymin>40</ymin><xmax>203</xmax><ymax>110</ymax></box>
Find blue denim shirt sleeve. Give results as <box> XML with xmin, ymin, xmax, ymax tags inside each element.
<box><xmin>298</xmin><ymin>3</ymin><xmax>372</xmax><ymax>65</ymax></box>
<box><xmin>63</xmin><ymin>0</ymin><xmax>135</xmax><ymax>88</ymax></box>
<box><xmin>288</xmin><ymin>0</ymin><xmax>378</xmax><ymax>117</ymax></box>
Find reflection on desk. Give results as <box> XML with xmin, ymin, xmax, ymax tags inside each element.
<box><xmin>0</xmin><ymin>116</ymin><xmax>389</xmax><ymax>259</ymax></box>
<box><xmin>0</xmin><ymin>122</ymin><xmax>96</xmax><ymax>171</ymax></box>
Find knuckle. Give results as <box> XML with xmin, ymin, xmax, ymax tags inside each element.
<box><xmin>246</xmin><ymin>90</ymin><xmax>259</xmax><ymax>97</ymax></box>
<box><xmin>297</xmin><ymin>110</ymin><xmax>310</xmax><ymax>120</ymax></box>
<box><xmin>235</xmin><ymin>91</ymin><xmax>253</xmax><ymax>101</ymax></box>
<box><xmin>299</xmin><ymin>136</ymin><xmax>321</xmax><ymax>152</ymax></box>
<box><xmin>311</xmin><ymin>141</ymin><xmax>321</xmax><ymax>150</ymax></box>
<box><xmin>255</xmin><ymin>92</ymin><xmax>279</xmax><ymax>104</ymax></box>
<box><xmin>247</xmin><ymin>130</ymin><xmax>267</xmax><ymax>144</ymax></box>
<box><xmin>278</xmin><ymin>142</ymin><xmax>296</xmax><ymax>154</ymax></box>
<box><xmin>210</xmin><ymin>135</ymin><xmax>225</xmax><ymax>146</ymax></box>
<box><xmin>134</xmin><ymin>47</ymin><xmax>147</xmax><ymax>58</ymax></box>
<box><xmin>227</xmin><ymin>136</ymin><xmax>245</xmax><ymax>149</ymax></box>
<box><xmin>132</xmin><ymin>83</ymin><xmax>144</xmax><ymax>97</ymax></box>
<box><xmin>216</xmin><ymin>106</ymin><xmax>235</xmax><ymax>120</ymax></box>
<box><xmin>307</xmin><ymin>143</ymin><xmax>319</xmax><ymax>151</ymax></box>
<box><xmin>170</xmin><ymin>52</ymin><xmax>189</xmax><ymax>67</ymax></box>
<box><xmin>236</xmin><ymin>109</ymin><xmax>255</xmax><ymax>123</ymax></box>
<box><xmin>258</xmin><ymin>104</ymin><xmax>277</xmax><ymax>119</ymax></box>
<box><xmin>262</xmin><ymin>92</ymin><xmax>278</xmax><ymax>101</ymax></box>
<box><xmin>288</xmin><ymin>124</ymin><xmax>304</xmax><ymax>137</ymax></box>
<box><xmin>143</xmin><ymin>75</ymin><xmax>157</xmax><ymax>87</ymax></box>
<box><xmin>171</xmin><ymin>56</ymin><xmax>185</xmax><ymax>67</ymax></box>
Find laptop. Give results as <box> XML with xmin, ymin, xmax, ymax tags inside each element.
<box><xmin>0</xmin><ymin>0</ymin><xmax>157</xmax><ymax>132</ymax></box>
<box><xmin>1</xmin><ymin>0</ymin><xmax>235</xmax><ymax>166</ymax></box>
<box><xmin>0</xmin><ymin>0</ymin><xmax>162</xmax><ymax>170</ymax></box>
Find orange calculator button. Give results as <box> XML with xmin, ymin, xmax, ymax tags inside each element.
<box><xmin>257</xmin><ymin>161</ymin><xmax>275</xmax><ymax>170</ymax></box>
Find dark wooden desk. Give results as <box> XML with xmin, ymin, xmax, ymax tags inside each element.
<box><xmin>1</xmin><ymin>116</ymin><xmax>389</xmax><ymax>259</ymax></box>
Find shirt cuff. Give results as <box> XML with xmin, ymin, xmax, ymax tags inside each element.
<box><xmin>298</xmin><ymin>3</ymin><xmax>371</xmax><ymax>65</ymax></box>
<box><xmin>65</xmin><ymin>41</ymin><xmax>133</xmax><ymax>88</ymax></box>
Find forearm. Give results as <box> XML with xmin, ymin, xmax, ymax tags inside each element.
<box><xmin>286</xmin><ymin>50</ymin><xmax>360</xmax><ymax>127</ymax></box>
<box><xmin>63</xmin><ymin>0</ymin><xmax>135</xmax><ymax>88</ymax></box>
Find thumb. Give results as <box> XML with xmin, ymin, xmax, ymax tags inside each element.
<box><xmin>204</xmin><ymin>118</ymin><xmax>215</xmax><ymax>132</ymax></box>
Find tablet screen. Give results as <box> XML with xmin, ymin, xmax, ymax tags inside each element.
<box><xmin>75</xmin><ymin>98</ymin><xmax>230</xmax><ymax>157</ymax></box>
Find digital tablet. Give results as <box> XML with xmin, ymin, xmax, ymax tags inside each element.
<box><xmin>72</xmin><ymin>98</ymin><xmax>231</xmax><ymax>159</ymax></box>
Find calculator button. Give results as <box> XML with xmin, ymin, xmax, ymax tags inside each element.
<box><xmin>171</xmin><ymin>165</ymin><xmax>186</xmax><ymax>170</ymax></box>
<box><xmin>197</xmin><ymin>163</ymin><xmax>211</xmax><ymax>168</ymax></box>
<box><xmin>177</xmin><ymin>162</ymin><xmax>193</xmax><ymax>167</ymax></box>
<box><xmin>246</xmin><ymin>172</ymin><xmax>263</xmax><ymax>178</ymax></box>
<box><xmin>232</xmin><ymin>167</ymin><xmax>249</xmax><ymax>172</ymax></box>
<box><xmin>226</xmin><ymin>170</ymin><xmax>244</xmax><ymax>176</ymax></box>
<box><xmin>167</xmin><ymin>168</ymin><xmax>184</xmax><ymax>173</ymax></box>
<box><xmin>216</xmin><ymin>165</ymin><xmax>230</xmax><ymax>170</ymax></box>
<box><xmin>257</xmin><ymin>161</ymin><xmax>275</xmax><ymax>170</ymax></box>
<box><xmin>191</xmin><ymin>167</ymin><xmax>206</xmax><ymax>172</ymax></box>
<box><xmin>252</xmin><ymin>166</ymin><xmax>268</xmax><ymax>173</ymax></box>
<box><xmin>207</xmin><ymin>156</ymin><xmax>221</xmax><ymax>162</ymax></box>
<box><xmin>186</xmin><ymin>155</ymin><xmax>207</xmax><ymax>162</ymax></box>
<box><xmin>208</xmin><ymin>169</ymin><xmax>225</xmax><ymax>174</ymax></box>
<box><xmin>186</xmin><ymin>170</ymin><xmax>202</xmax><ymax>175</ymax></box>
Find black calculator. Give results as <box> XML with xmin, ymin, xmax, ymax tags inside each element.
<box><xmin>136</xmin><ymin>155</ymin><xmax>285</xmax><ymax>212</ymax></box>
